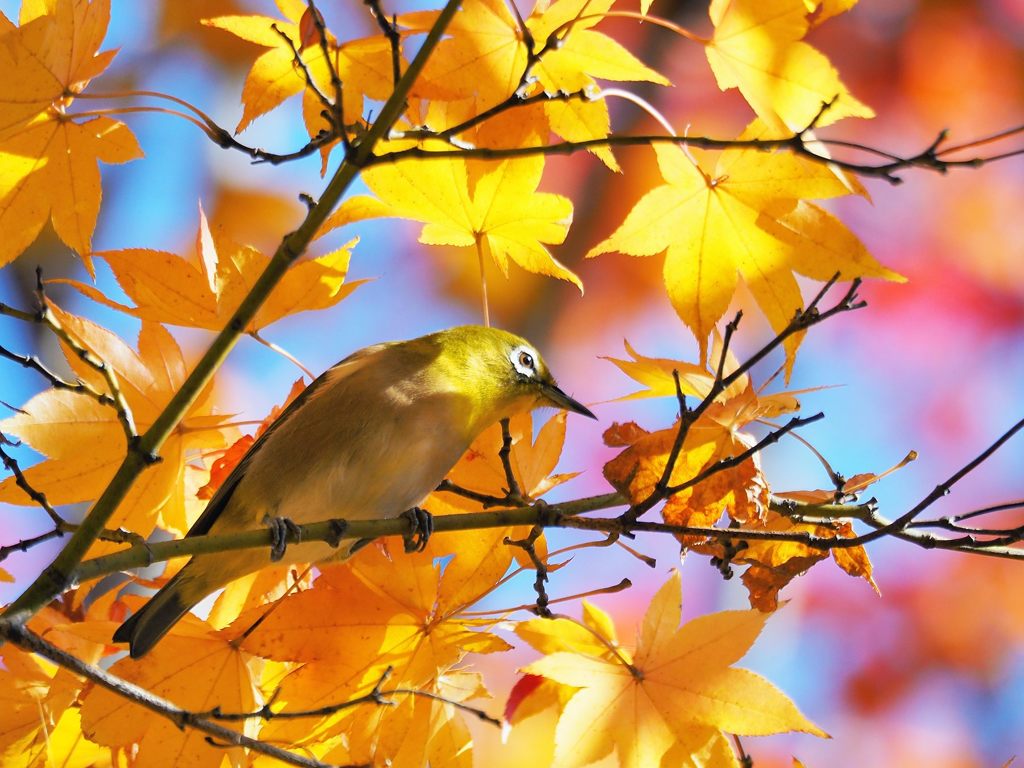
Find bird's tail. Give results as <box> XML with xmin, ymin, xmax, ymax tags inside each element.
<box><xmin>112</xmin><ymin>566</ymin><xmax>204</xmax><ymax>658</ymax></box>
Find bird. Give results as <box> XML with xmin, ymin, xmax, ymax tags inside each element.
<box><xmin>113</xmin><ymin>325</ymin><xmax>595</xmax><ymax>658</ymax></box>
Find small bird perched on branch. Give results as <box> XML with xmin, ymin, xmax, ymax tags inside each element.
<box><xmin>113</xmin><ymin>325</ymin><xmax>595</xmax><ymax>658</ymax></box>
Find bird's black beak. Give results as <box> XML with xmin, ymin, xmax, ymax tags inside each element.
<box><xmin>541</xmin><ymin>382</ymin><xmax>597</xmax><ymax>419</ymax></box>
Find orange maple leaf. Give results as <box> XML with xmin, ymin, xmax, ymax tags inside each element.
<box><xmin>689</xmin><ymin>509</ymin><xmax>879</xmax><ymax>611</ymax></box>
<box><xmin>0</xmin><ymin>0</ymin><xmax>117</xmax><ymax>137</ymax></box>
<box><xmin>197</xmin><ymin>376</ymin><xmax>307</xmax><ymax>500</ymax></box>
<box><xmin>427</xmin><ymin>410</ymin><xmax>578</xmax><ymax>568</ymax></box>
<box><xmin>76</xmin><ymin>614</ymin><xmax>259</xmax><ymax>767</ymax></box>
<box><xmin>0</xmin><ymin>605</ymin><xmax>109</xmax><ymax>765</ymax></box>
<box><xmin>227</xmin><ymin>527</ymin><xmax>514</xmax><ymax>758</ymax></box>
<box><xmin>428</xmin><ymin>411</ymin><xmax>578</xmax><ymax>513</ymax></box>
<box><xmin>601</xmin><ymin>335</ymin><xmax>810</xmax><ymax>532</ymax></box>
<box><xmin>0</xmin><ymin>307</ymin><xmax>230</xmax><ymax>542</ymax></box>
<box><xmin>604</xmin><ymin>417</ymin><xmax>771</xmax><ymax>535</ymax></box>
<box><xmin>56</xmin><ymin>207</ymin><xmax>364</xmax><ymax>333</ymax></box>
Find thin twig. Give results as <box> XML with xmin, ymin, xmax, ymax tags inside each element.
<box><xmin>201</xmin><ymin>665</ymin><xmax>500</xmax><ymax>726</ymax></box>
<box><xmin>0</xmin><ymin>433</ymin><xmax>64</xmax><ymax>526</ymax></box>
<box><xmin>38</xmin><ymin>295</ymin><xmax>141</xmax><ymax>454</ymax></box>
<box><xmin>459</xmin><ymin>577</ymin><xmax>632</xmax><ymax>617</ymax></box>
<box><xmin>271</xmin><ymin>22</ymin><xmax>333</xmax><ymax>115</ymax></box>
<box><xmin>0</xmin><ymin>529</ymin><xmax>64</xmax><ymax>563</ymax></box>
<box><xmin>664</xmin><ymin>413</ymin><xmax>824</xmax><ymax>495</ymax></box>
<box><xmin>623</xmin><ymin>278</ymin><xmax>860</xmax><ymax>523</ymax></box>
<box><xmin>307</xmin><ymin>0</ymin><xmax>348</xmax><ymax>150</ymax></box>
<box><xmin>435</xmin><ymin>479</ymin><xmax>508</xmax><ymax>508</ymax></box>
<box><xmin>917</xmin><ymin>499</ymin><xmax>1024</xmax><ymax>526</ymax></box>
<box><xmin>504</xmin><ymin>524</ymin><xmax>551</xmax><ymax>617</ymax></box>
<box><xmin>732</xmin><ymin>733</ymin><xmax>753</xmax><ymax>768</ymax></box>
<box><xmin>3</xmin><ymin>280</ymin><xmax>142</xmax><ymax>453</ymax></box>
<box><xmin>364</xmin><ymin>0</ymin><xmax>402</xmax><ymax>86</ymax></box>
<box><xmin>498</xmin><ymin>417</ymin><xmax>524</xmax><ymax>501</ymax></box>
<box><xmin>0</xmin><ymin>344</ymin><xmax>118</xmax><ymax>408</ymax></box>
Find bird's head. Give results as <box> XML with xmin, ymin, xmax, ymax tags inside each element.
<box><xmin>433</xmin><ymin>326</ymin><xmax>596</xmax><ymax>430</ymax></box>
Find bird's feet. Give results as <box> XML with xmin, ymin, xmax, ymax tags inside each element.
<box><xmin>401</xmin><ymin>507</ymin><xmax>433</xmax><ymax>553</ymax></box>
<box><xmin>263</xmin><ymin>514</ymin><xmax>302</xmax><ymax>561</ymax></box>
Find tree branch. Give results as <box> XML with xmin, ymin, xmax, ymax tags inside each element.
<box><xmin>828</xmin><ymin>416</ymin><xmax>1024</xmax><ymax>550</ymax></box>
<box><xmin>0</xmin><ymin>432</ymin><xmax>64</xmax><ymax>526</ymax></box>
<box><xmin>504</xmin><ymin>524</ymin><xmax>551</xmax><ymax>617</ymax></box>
<box><xmin>368</xmin><ymin>127</ymin><xmax>1020</xmax><ymax>183</ymax></box>
<box><xmin>623</xmin><ymin>277</ymin><xmax>862</xmax><ymax>524</ymax></box>
<box><xmin>0</xmin><ymin>0</ymin><xmax>466</xmax><ymax>623</ymax></box>
<box><xmin>200</xmin><ymin>665</ymin><xmax>499</xmax><ymax>727</ymax></box>
<box><xmin>65</xmin><ymin>475</ymin><xmax>1024</xmax><ymax>592</ymax></box>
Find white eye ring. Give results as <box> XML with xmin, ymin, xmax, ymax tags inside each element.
<box><xmin>510</xmin><ymin>345</ymin><xmax>537</xmax><ymax>378</ymax></box>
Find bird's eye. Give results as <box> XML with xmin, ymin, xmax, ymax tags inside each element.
<box><xmin>510</xmin><ymin>346</ymin><xmax>538</xmax><ymax>378</ymax></box>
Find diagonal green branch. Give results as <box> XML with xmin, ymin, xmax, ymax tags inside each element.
<box><xmin>0</xmin><ymin>0</ymin><xmax>464</xmax><ymax>623</ymax></box>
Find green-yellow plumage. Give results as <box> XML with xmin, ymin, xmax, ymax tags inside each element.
<box><xmin>113</xmin><ymin>325</ymin><xmax>594</xmax><ymax>658</ymax></box>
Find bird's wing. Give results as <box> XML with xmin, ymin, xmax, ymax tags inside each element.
<box><xmin>185</xmin><ymin>343</ymin><xmax>392</xmax><ymax>538</ymax></box>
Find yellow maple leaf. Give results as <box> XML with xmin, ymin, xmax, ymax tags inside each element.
<box><xmin>0</xmin><ymin>647</ymin><xmax>64</xmax><ymax>762</ymax></box>
<box><xmin>0</xmin><ymin>308</ymin><xmax>229</xmax><ymax>542</ymax></box>
<box><xmin>704</xmin><ymin>0</ymin><xmax>873</xmax><ymax>132</ymax></box>
<box><xmin>321</xmin><ymin>153</ymin><xmax>581</xmax><ymax>291</ymax></box>
<box><xmin>37</xmin><ymin>707</ymin><xmax>106</xmax><ymax>768</ymax></box>
<box><xmin>804</xmin><ymin>0</ymin><xmax>859</xmax><ymax>26</ymax></box>
<box><xmin>522</xmin><ymin>571</ymin><xmax>826</xmax><ymax>767</ymax></box>
<box><xmin>77</xmin><ymin>614</ymin><xmax>259</xmax><ymax>768</ymax></box>
<box><xmin>526</xmin><ymin>0</ymin><xmax>669</xmax><ymax>171</ymax></box>
<box><xmin>0</xmin><ymin>113</ymin><xmax>142</xmax><ymax>272</ymax></box>
<box><xmin>603</xmin><ymin>335</ymin><xmax>815</xmax><ymax>435</ymax></box>
<box><xmin>405</xmin><ymin>0</ymin><xmax>668</xmax><ymax>169</ymax></box>
<box><xmin>0</xmin><ymin>0</ymin><xmax>117</xmax><ymax>138</ymax></box>
<box><xmin>428</xmin><ymin>411</ymin><xmax>578</xmax><ymax>513</ymax></box>
<box><xmin>587</xmin><ymin>131</ymin><xmax>903</xmax><ymax>370</ymax></box>
<box><xmin>601</xmin><ymin>340</ymin><xmax>713</xmax><ymax>402</ymax></box>
<box><xmin>320</xmin><ymin>670</ymin><xmax>488</xmax><ymax>768</ymax></box>
<box><xmin>403</xmin><ymin>0</ymin><xmax>527</xmax><ymax>109</ymax></box>
<box><xmin>56</xmin><ymin>206</ymin><xmax>364</xmax><ymax>333</ymax></box>
<box><xmin>203</xmin><ymin>0</ymin><xmax>394</xmax><ymax>134</ymax></box>
<box><xmin>516</xmin><ymin>600</ymin><xmax>624</xmax><ymax>661</ymax></box>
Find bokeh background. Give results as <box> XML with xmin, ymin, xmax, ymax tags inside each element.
<box><xmin>1</xmin><ymin>0</ymin><xmax>1022</xmax><ymax>765</ymax></box>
